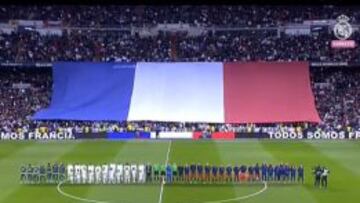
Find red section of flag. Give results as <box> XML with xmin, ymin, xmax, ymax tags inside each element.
<box><xmin>211</xmin><ymin>132</ymin><xmax>235</xmax><ymax>140</ymax></box>
<box><xmin>192</xmin><ymin>131</ymin><xmax>203</xmax><ymax>140</ymax></box>
<box><xmin>223</xmin><ymin>62</ymin><xmax>321</xmax><ymax>123</ymax></box>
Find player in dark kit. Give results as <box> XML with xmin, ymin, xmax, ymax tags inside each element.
<box><xmin>39</xmin><ymin>165</ymin><xmax>46</xmax><ymax>183</ymax></box>
<box><xmin>268</xmin><ymin>164</ymin><xmax>274</xmax><ymax>181</ymax></box>
<box><xmin>190</xmin><ymin>163</ymin><xmax>196</xmax><ymax>183</ymax></box>
<box><xmin>205</xmin><ymin>163</ymin><xmax>211</xmax><ymax>183</ymax></box>
<box><xmin>52</xmin><ymin>163</ymin><xmax>59</xmax><ymax>183</ymax></box>
<box><xmin>290</xmin><ymin>165</ymin><xmax>296</xmax><ymax>182</ymax></box>
<box><xmin>279</xmin><ymin>164</ymin><xmax>285</xmax><ymax>182</ymax></box>
<box><xmin>274</xmin><ymin>165</ymin><xmax>280</xmax><ymax>181</ymax></box>
<box><xmin>226</xmin><ymin>165</ymin><xmax>232</xmax><ymax>182</ymax></box>
<box><xmin>219</xmin><ymin>165</ymin><xmax>225</xmax><ymax>183</ymax></box>
<box><xmin>211</xmin><ymin>165</ymin><xmax>218</xmax><ymax>183</ymax></box>
<box><xmin>46</xmin><ymin>163</ymin><xmax>52</xmax><ymax>183</ymax></box>
<box><xmin>196</xmin><ymin>163</ymin><xmax>203</xmax><ymax>182</ymax></box>
<box><xmin>248</xmin><ymin>166</ymin><xmax>254</xmax><ymax>182</ymax></box>
<box><xmin>59</xmin><ymin>163</ymin><xmax>66</xmax><ymax>181</ymax></box>
<box><xmin>261</xmin><ymin>163</ymin><xmax>267</xmax><ymax>181</ymax></box>
<box><xmin>233</xmin><ymin>165</ymin><xmax>240</xmax><ymax>182</ymax></box>
<box><xmin>284</xmin><ymin>164</ymin><xmax>291</xmax><ymax>181</ymax></box>
<box><xmin>297</xmin><ymin>165</ymin><xmax>304</xmax><ymax>184</ymax></box>
<box><xmin>313</xmin><ymin>165</ymin><xmax>322</xmax><ymax>188</ymax></box>
<box><xmin>184</xmin><ymin>164</ymin><xmax>190</xmax><ymax>183</ymax></box>
<box><xmin>254</xmin><ymin>163</ymin><xmax>260</xmax><ymax>181</ymax></box>
<box><xmin>146</xmin><ymin>164</ymin><xmax>153</xmax><ymax>182</ymax></box>
<box><xmin>178</xmin><ymin>164</ymin><xmax>184</xmax><ymax>182</ymax></box>
<box><xmin>240</xmin><ymin>165</ymin><xmax>247</xmax><ymax>182</ymax></box>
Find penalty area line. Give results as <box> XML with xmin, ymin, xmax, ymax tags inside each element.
<box><xmin>57</xmin><ymin>181</ymin><xmax>110</xmax><ymax>203</ymax></box>
<box><xmin>203</xmin><ymin>181</ymin><xmax>268</xmax><ymax>203</ymax></box>
<box><xmin>158</xmin><ymin>140</ymin><xmax>172</xmax><ymax>203</ymax></box>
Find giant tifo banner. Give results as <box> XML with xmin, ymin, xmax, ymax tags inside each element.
<box><xmin>33</xmin><ymin>62</ymin><xmax>321</xmax><ymax>123</ymax></box>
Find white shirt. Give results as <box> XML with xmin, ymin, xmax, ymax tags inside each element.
<box><xmin>322</xmin><ymin>169</ymin><xmax>329</xmax><ymax>177</ymax></box>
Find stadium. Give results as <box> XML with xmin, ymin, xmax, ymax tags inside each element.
<box><xmin>0</xmin><ymin>5</ymin><xmax>360</xmax><ymax>203</ymax></box>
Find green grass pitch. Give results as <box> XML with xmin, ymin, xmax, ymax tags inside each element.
<box><xmin>0</xmin><ymin>140</ymin><xmax>359</xmax><ymax>203</ymax></box>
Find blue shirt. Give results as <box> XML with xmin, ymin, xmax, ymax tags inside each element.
<box><xmin>234</xmin><ymin>166</ymin><xmax>240</xmax><ymax>174</ymax></box>
<box><xmin>279</xmin><ymin>166</ymin><xmax>284</xmax><ymax>176</ymax></box>
<box><xmin>205</xmin><ymin>166</ymin><xmax>211</xmax><ymax>174</ymax></box>
<box><xmin>226</xmin><ymin>166</ymin><xmax>232</xmax><ymax>175</ymax></box>
<box><xmin>268</xmin><ymin>166</ymin><xmax>274</xmax><ymax>175</ymax></box>
<box><xmin>274</xmin><ymin>166</ymin><xmax>279</xmax><ymax>176</ymax></box>
<box><xmin>261</xmin><ymin>165</ymin><xmax>267</xmax><ymax>175</ymax></box>
<box><xmin>219</xmin><ymin>167</ymin><xmax>225</xmax><ymax>174</ymax></box>
<box><xmin>197</xmin><ymin>165</ymin><xmax>203</xmax><ymax>173</ymax></box>
<box><xmin>166</xmin><ymin>165</ymin><xmax>172</xmax><ymax>175</ymax></box>
<box><xmin>285</xmin><ymin>166</ymin><xmax>290</xmax><ymax>176</ymax></box>
<box><xmin>298</xmin><ymin>167</ymin><xmax>304</xmax><ymax>176</ymax></box>
<box><xmin>190</xmin><ymin>165</ymin><xmax>196</xmax><ymax>173</ymax></box>
<box><xmin>185</xmin><ymin>166</ymin><xmax>190</xmax><ymax>174</ymax></box>
<box><xmin>254</xmin><ymin>165</ymin><xmax>260</xmax><ymax>175</ymax></box>
<box><xmin>212</xmin><ymin>166</ymin><xmax>218</xmax><ymax>174</ymax></box>
<box><xmin>291</xmin><ymin>168</ymin><xmax>296</xmax><ymax>177</ymax></box>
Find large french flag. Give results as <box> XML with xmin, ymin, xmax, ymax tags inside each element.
<box><xmin>33</xmin><ymin>62</ymin><xmax>321</xmax><ymax>123</ymax></box>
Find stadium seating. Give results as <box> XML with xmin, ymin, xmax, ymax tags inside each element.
<box><xmin>0</xmin><ymin>6</ymin><xmax>359</xmax><ymax>134</ymax></box>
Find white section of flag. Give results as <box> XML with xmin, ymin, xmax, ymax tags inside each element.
<box><xmin>127</xmin><ymin>62</ymin><xmax>225</xmax><ymax>123</ymax></box>
<box><xmin>158</xmin><ymin>132</ymin><xmax>193</xmax><ymax>139</ymax></box>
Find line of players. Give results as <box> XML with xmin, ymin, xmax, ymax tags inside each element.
<box><xmin>66</xmin><ymin>163</ymin><xmax>147</xmax><ymax>184</ymax></box>
<box><xmin>20</xmin><ymin>163</ymin><xmax>66</xmax><ymax>184</ymax></box>
<box><xmin>20</xmin><ymin>163</ymin><xmax>147</xmax><ymax>184</ymax></box>
<box><xmin>20</xmin><ymin>162</ymin><xmax>305</xmax><ymax>185</ymax></box>
<box><xmin>153</xmin><ymin>163</ymin><xmax>305</xmax><ymax>184</ymax></box>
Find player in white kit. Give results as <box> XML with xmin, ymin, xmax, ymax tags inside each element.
<box><xmin>124</xmin><ymin>164</ymin><xmax>131</xmax><ymax>184</ymax></box>
<box><xmin>67</xmin><ymin>164</ymin><xmax>74</xmax><ymax>184</ymax></box>
<box><xmin>102</xmin><ymin>164</ymin><xmax>109</xmax><ymax>184</ymax></box>
<box><xmin>87</xmin><ymin>165</ymin><xmax>95</xmax><ymax>184</ymax></box>
<box><xmin>95</xmin><ymin>165</ymin><xmax>102</xmax><ymax>184</ymax></box>
<box><xmin>131</xmin><ymin>164</ymin><xmax>138</xmax><ymax>183</ymax></box>
<box><xmin>109</xmin><ymin>163</ymin><xmax>116</xmax><ymax>184</ymax></box>
<box><xmin>116</xmin><ymin>164</ymin><xmax>123</xmax><ymax>184</ymax></box>
<box><xmin>138</xmin><ymin>164</ymin><xmax>146</xmax><ymax>183</ymax></box>
<box><xmin>81</xmin><ymin>164</ymin><xmax>88</xmax><ymax>184</ymax></box>
<box><xmin>75</xmin><ymin>164</ymin><xmax>82</xmax><ymax>184</ymax></box>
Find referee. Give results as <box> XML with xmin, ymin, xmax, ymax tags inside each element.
<box><xmin>321</xmin><ymin>167</ymin><xmax>330</xmax><ymax>189</ymax></box>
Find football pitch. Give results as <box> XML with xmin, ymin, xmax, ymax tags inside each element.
<box><xmin>0</xmin><ymin>140</ymin><xmax>359</xmax><ymax>203</ymax></box>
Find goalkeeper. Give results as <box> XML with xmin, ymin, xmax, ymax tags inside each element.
<box><xmin>172</xmin><ymin>163</ymin><xmax>178</xmax><ymax>182</ymax></box>
<box><xmin>166</xmin><ymin>164</ymin><xmax>173</xmax><ymax>183</ymax></box>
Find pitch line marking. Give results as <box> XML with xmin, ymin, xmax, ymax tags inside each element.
<box><xmin>203</xmin><ymin>181</ymin><xmax>268</xmax><ymax>203</ymax></box>
<box><xmin>158</xmin><ymin>140</ymin><xmax>172</xmax><ymax>203</ymax></box>
<box><xmin>57</xmin><ymin>181</ymin><xmax>110</xmax><ymax>203</ymax></box>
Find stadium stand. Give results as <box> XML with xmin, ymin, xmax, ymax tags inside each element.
<box><xmin>0</xmin><ymin>6</ymin><xmax>359</xmax><ymax>26</ymax></box>
<box><xmin>0</xmin><ymin>6</ymin><xmax>359</xmax><ymax>134</ymax></box>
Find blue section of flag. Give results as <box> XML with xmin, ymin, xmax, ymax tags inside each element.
<box><xmin>107</xmin><ymin>132</ymin><xmax>151</xmax><ymax>140</ymax></box>
<box><xmin>33</xmin><ymin>62</ymin><xmax>136</xmax><ymax>121</ymax></box>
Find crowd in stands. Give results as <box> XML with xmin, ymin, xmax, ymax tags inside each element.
<box><xmin>1</xmin><ymin>66</ymin><xmax>359</xmax><ymax>134</ymax></box>
<box><xmin>1</xmin><ymin>6</ymin><xmax>360</xmax><ymax>134</ymax></box>
<box><xmin>0</xmin><ymin>6</ymin><xmax>359</xmax><ymax>27</ymax></box>
<box><xmin>1</xmin><ymin>30</ymin><xmax>360</xmax><ymax>63</ymax></box>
